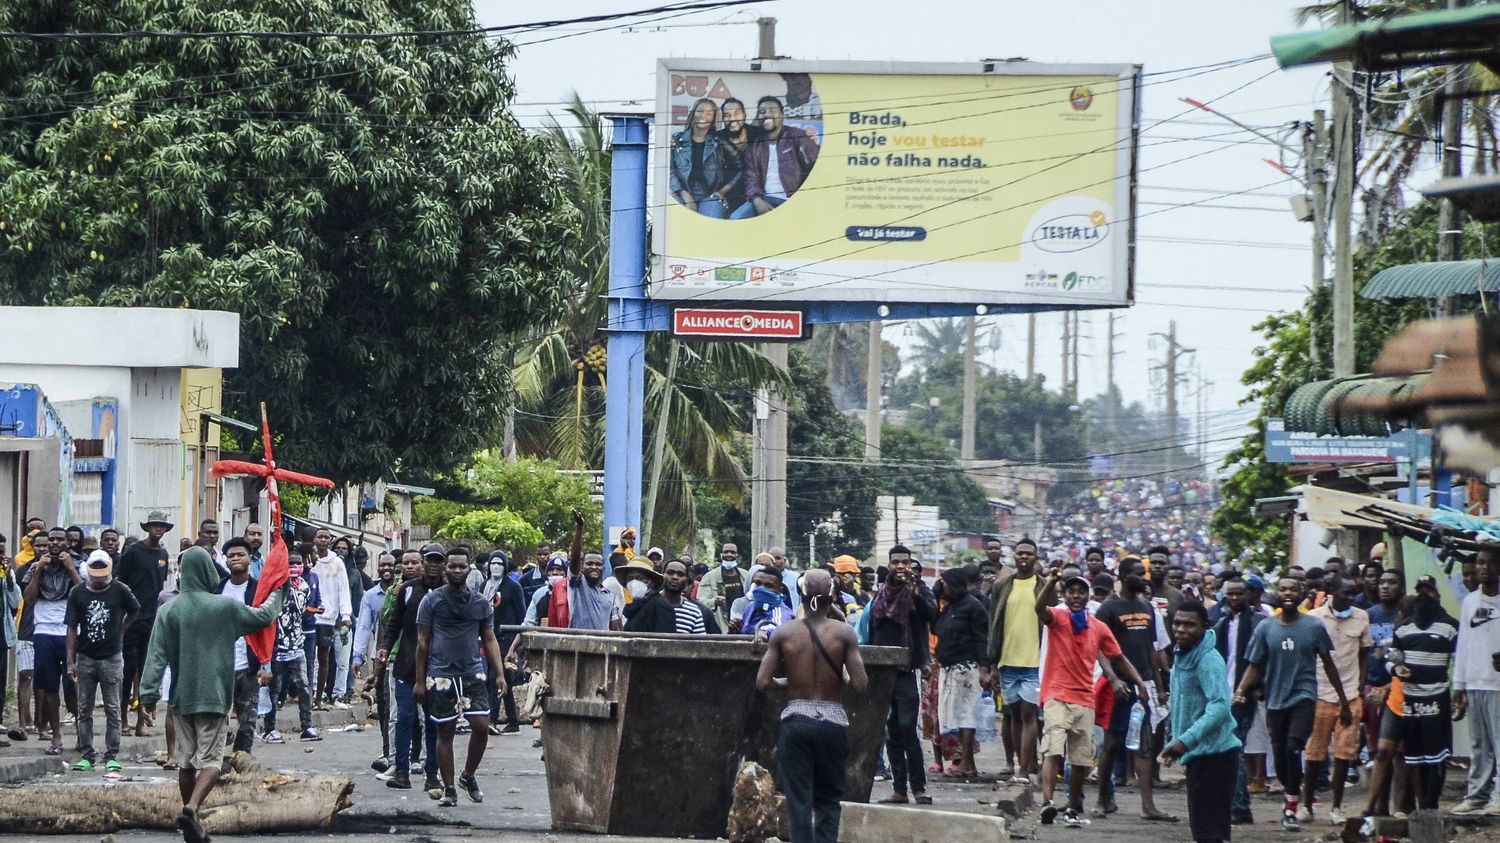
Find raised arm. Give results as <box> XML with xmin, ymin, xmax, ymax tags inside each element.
<box><xmin>1035</xmin><ymin>571</ymin><xmax>1060</xmax><ymax>623</ymax></box>
<box><xmin>568</xmin><ymin>508</ymin><xmax>585</xmax><ymax>577</ymax></box>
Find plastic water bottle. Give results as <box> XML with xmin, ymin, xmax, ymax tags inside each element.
<box><xmin>1125</xmin><ymin>701</ymin><xmax>1146</xmax><ymax>751</ymax></box>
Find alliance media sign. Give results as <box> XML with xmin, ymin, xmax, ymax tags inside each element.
<box><xmin>671</xmin><ymin>307</ymin><xmax>805</xmax><ymax>340</ymax></box>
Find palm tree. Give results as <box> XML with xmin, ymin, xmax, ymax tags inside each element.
<box><xmin>1295</xmin><ymin>1</ymin><xmax>1500</xmax><ymax>229</ymax></box>
<box><xmin>911</xmin><ymin>318</ymin><xmax>966</xmax><ymax>370</ymax></box>
<box><xmin>512</xmin><ymin>93</ymin><xmax>789</xmax><ymax>547</ymax></box>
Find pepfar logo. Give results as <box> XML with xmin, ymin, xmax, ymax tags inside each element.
<box><xmin>1030</xmin><ymin>211</ymin><xmax>1109</xmax><ymax>254</ymax></box>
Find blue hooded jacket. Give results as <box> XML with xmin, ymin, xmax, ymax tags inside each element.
<box><xmin>1168</xmin><ymin>627</ymin><xmax>1242</xmax><ymax>763</ymax></box>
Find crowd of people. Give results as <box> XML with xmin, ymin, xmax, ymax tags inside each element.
<box><xmin>4</xmin><ymin>507</ymin><xmax>1500</xmax><ymax>843</ymax></box>
<box><xmin>1041</xmin><ymin>476</ymin><xmax>1226</xmax><ymax>570</ymax></box>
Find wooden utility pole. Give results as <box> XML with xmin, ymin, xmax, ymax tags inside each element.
<box><xmin>1025</xmin><ymin>313</ymin><xmax>1036</xmax><ymax>381</ymax></box>
<box><xmin>1153</xmin><ymin>320</ymin><xmax>1194</xmax><ymax>473</ymax></box>
<box><xmin>1437</xmin><ymin>4</ymin><xmax>1464</xmax><ymax>315</ymax></box>
<box><xmin>865</xmin><ymin>320</ymin><xmax>882</xmax><ymax>460</ymax></box>
<box><xmin>1331</xmin><ymin>2</ymin><xmax>1357</xmax><ymax>377</ymax></box>
<box><xmin>961</xmin><ymin>316</ymin><xmax>977</xmax><ymax>461</ymax></box>
<box><xmin>1307</xmin><ymin>110</ymin><xmax>1328</xmax><ymax>374</ymax></box>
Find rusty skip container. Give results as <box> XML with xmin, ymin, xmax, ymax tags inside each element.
<box><xmin>519</xmin><ymin>628</ymin><xmax>908</xmax><ymax>838</ymax></box>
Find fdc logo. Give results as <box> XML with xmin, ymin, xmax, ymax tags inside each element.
<box><xmin>1062</xmin><ymin>271</ymin><xmax>1106</xmax><ymax>291</ymax></box>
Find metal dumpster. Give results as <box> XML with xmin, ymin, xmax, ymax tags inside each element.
<box><xmin>519</xmin><ymin>628</ymin><xmax>908</xmax><ymax>838</ymax></box>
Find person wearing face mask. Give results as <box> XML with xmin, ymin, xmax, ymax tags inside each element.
<box><xmin>522</xmin><ymin>556</ymin><xmax>569</xmax><ymax>627</ymax></box>
<box><xmin>697</xmin><ymin>542</ymin><xmax>745</xmax><ymax>631</ymax></box>
<box><xmin>262</xmin><ymin>552</ymin><xmax>319</xmax><ymax>744</ymax></box>
<box><xmin>483</xmin><ymin>551</ymin><xmax>524</xmax><ymax>735</ymax></box>
<box><xmin>620</xmin><ymin>559</ymin><xmax>672</xmax><ymax>632</ymax></box>
<box><xmin>1302</xmin><ymin>577</ymin><xmax>1371</xmax><ymax>825</ymax></box>
<box><xmin>734</xmin><ymin>569</ymin><xmax>796</xmax><ymax>638</ymax></box>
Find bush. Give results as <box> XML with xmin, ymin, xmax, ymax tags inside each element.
<box><xmin>412</xmin><ymin>497</ymin><xmax>477</xmax><ymax>534</ymax></box>
<box><xmin>438</xmin><ymin>509</ymin><xmax>544</xmax><ymax>553</ymax></box>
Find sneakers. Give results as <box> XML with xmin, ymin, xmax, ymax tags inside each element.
<box><xmin>1062</xmin><ymin>808</ymin><xmax>1088</xmax><ymax>828</ymax></box>
<box><xmin>1456</xmin><ymin>799</ymin><xmax>1494</xmax><ymax>815</ymax></box>
<box><xmin>1485</xmin><ymin>800</ymin><xmax>1500</xmax><ymax>816</ymax></box>
<box><xmin>424</xmin><ymin>775</ymin><xmax>442</xmax><ymax>799</ymax></box>
<box><xmin>300</xmin><ymin>728</ymin><xmax>321</xmax><ymax>742</ymax></box>
<box><xmin>385</xmin><ymin>772</ymin><xmax>412</xmax><ymax>789</ymax></box>
<box><xmin>458</xmin><ymin>773</ymin><xmax>483</xmax><ymax>803</ymax></box>
<box><xmin>1297</xmin><ymin>805</ymin><xmax>1314</xmax><ymax>823</ymax></box>
<box><xmin>438</xmin><ymin>786</ymin><xmax>458</xmax><ymax>807</ymax></box>
<box><xmin>332</xmin><ymin>700</ymin><xmax>350</xmax><ymax>710</ymax></box>
<box><xmin>1360</xmin><ymin>815</ymin><xmax>1376</xmax><ymax>839</ymax></box>
<box><xmin>264</xmin><ymin>730</ymin><xmax>285</xmax><ymax>744</ymax></box>
<box><xmin>1282</xmin><ymin>809</ymin><xmax>1301</xmax><ymax>832</ymax></box>
<box><xmin>1040</xmin><ymin>802</ymin><xmax>1059</xmax><ymax>825</ymax></box>
<box><xmin>1329</xmin><ymin>807</ymin><xmax>1346</xmax><ymax>825</ymax></box>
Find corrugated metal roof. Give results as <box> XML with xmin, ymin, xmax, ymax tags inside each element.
<box><xmin>1362</xmin><ymin>259</ymin><xmax>1500</xmax><ymax>300</ymax></box>
<box><xmin>1271</xmin><ymin>5</ymin><xmax>1500</xmax><ymax>70</ymax></box>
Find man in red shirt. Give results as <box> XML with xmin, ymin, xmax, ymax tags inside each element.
<box><xmin>1036</xmin><ymin>571</ymin><xmax>1151</xmax><ymax>829</ymax></box>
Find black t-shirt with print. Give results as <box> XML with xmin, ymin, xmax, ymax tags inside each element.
<box><xmin>64</xmin><ymin>580</ymin><xmax>140</xmax><ymax>660</ymax></box>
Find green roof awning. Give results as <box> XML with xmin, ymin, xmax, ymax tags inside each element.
<box><xmin>1271</xmin><ymin>4</ymin><xmax>1500</xmax><ymax>71</ymax></box>
<box><xmin>1362</xmin><ymin>259</ymin><xmax>1500</xmax><ymax>299</ymax></box>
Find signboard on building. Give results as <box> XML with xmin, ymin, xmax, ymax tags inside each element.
<box><xmin>1264</xmin><ymin>418</ymin><xmax>1432</xmax><ymax>464</ymax></box>
<box><xmin>672</xmin><ymin>307</ymin><xmax>806</xmax><ymax>340</ymax></box>
<box><xmin>652</xmin><ymin>59</ymin><xmax>1139</xmax><ymax>306</ymax></box>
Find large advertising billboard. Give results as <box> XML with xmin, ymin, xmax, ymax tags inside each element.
<box><xmin>651</xmin><ymin>60</ymin><xmax>1140</xmax><ymax>306</ymax></box>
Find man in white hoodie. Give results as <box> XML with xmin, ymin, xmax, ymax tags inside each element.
<box><xmin>310</xmin><ymin>529</ymin><xmax>351</xmax><ymax>709</ymax></box>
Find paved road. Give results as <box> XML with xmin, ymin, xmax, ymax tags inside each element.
<box><xmin>1</xmin><ymin>711</ymin><xmax>1492</xmax><ymax>842</ymax></box>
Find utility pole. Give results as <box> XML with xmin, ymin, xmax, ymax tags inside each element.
<box><xmin>1436</xmin><ymin>2</ymin><xmax>1464</xmax><ymax>316</ymax></box>
<box><xmin>1071</xmin><ymin>313</ymin><xmax>1083</xmax><ymax>393</ymax></box>
<box><xmin>1106</xmin><ymin>311</ymin><xmax>1121</xmax><ymax>450</ymax></box>
<box><xmin>749</xmin><ymin>20</ymin><xmax>787</xmax><ymax>554</ymax></box>
<box><xmin>1025</xmin><ymin>313</ymin><xmax>1036</xmax><ymax>381</ymax></box>
<box><xmin>961</xmin><ymin>316</ymin><xmax>977</xmax><ymax>462</ymax></box>
<box><xmin>641</xmin><ymin>339</ymin><xmax>680</xmax><ymax>548</ymax></box>
<box><xmin>865</xmin><ymin>320</ymin><xmax>882</xmax><ymax>460</ymax></box>
<box><xmin>1306</xmin><ymin>110</ymin><xmax>1328</xmax><ymax>373</ymax></box>
<box><xmin>1061</xmin><ymin>312</ymin><xmax>1071</xmax><ymax>392</ymax></box>
<box><xmin>1331</xmin><ymin>1</ymin><xmax>1357</xmax><ymax>377</ymax></box>
<box><xmin>1151</xmin><ymin>320</ymin><xmax>1195</xmax><ymax>473</ymax></box>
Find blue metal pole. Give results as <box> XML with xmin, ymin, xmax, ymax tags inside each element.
<box><xmin>602</xmin><ymin>115</ymin><xmax>651</xmax><ymax>572</ymax></box>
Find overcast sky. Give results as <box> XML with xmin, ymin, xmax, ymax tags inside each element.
<box><xmin>473</xmin><ymin>0</ymin><xmax>1400</xmax><ymax>460</ymax></box>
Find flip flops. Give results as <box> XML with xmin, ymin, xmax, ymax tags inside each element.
<box><xmin>104</xmin><ymin>759</ymin><xmax>123</xmax><ymax>774</ymax></box>
<box><xmin>72</xmin><ymin>759</ymin><xmax>94</xmax><ymax>772</ymax></box>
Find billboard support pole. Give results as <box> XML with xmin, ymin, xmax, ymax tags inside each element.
<box><xmin>603</xmin><ymin>115</ymin><xmax>651</xmax><ymax>567</ymax></box>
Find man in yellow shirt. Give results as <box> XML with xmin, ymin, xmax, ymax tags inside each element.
<box><xmin>988</xmin><ymin>538</ymin><xmax>1047</xmax><ymax>784</ymax></box>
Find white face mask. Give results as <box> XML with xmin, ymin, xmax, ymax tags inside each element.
<box><xmin>626</xmin><ymin>579</ymin><xmax>650</xmax><ymax>599</ymax></box>
<box><xmin>548</xmin><ymin>574</ymin><xmax>564</xmax><ymax>585</ymax></box>
<box><xmin>489</xmin><ymin>565</ymin><xmax>505</xmax><ymax>578</ymax></box>
<box><xmin>721</xmin><ymin>558</ymin><xmax>737</xmax><ymax>568</ymax></box>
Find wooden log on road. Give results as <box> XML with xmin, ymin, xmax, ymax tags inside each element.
<box><xmin>0</xmin><ymin>751</ymin><xmax>354</xmax><ymax>834</ymax></box>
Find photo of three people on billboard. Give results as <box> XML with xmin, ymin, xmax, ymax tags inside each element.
<box><xmin>669</xmin><ymin>72</ymin><xmax>823</xmax><ymax>220</ymax></box>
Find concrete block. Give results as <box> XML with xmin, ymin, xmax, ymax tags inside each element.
<box><xmin>838</xmin><ymin>802</ymin><xmax>1007</xmax><ymax>843</ymax></box>
<box><xmin>0</xmin><ymin>755</ymin><xmax>65</xmax><ymax>783</ymax></box>
<box><xmin>1407</xmin><ymin>809</ymin><xmax>1444</xmax><ymax>843</ymax></box>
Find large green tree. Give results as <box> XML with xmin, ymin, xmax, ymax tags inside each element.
<box><xmin>0</xmin><ymin>0</ymin><xmax>577</xmax><ymax>481</ymax></box>
<box><xmin>879</xmin><ymin>425</ymin><xmax>994</xmax><ymax>534</ymax></box>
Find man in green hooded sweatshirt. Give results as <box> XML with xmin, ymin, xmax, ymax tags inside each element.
<box><xmin>139</xmin><ymin>547</ymin><xmax>284</xmax><ymax>843</ymax></box>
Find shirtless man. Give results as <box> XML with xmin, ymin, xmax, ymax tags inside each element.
<box><xmin>757</xmin><ymin>570</ymin><xmax>868</xmax><ymax>843</ymax></box>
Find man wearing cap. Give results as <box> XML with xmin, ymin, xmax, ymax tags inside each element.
<box><xmin>833</xmin><ymin>556</ymin><xmax>867</xmax><ymax>615</ymax></box>
<box><xmin>644</xmin><ymin>547</ymin><xmax>666</xmax><ymax>571</ymax></box>
<box><xmin>378</xmin><ymin>542</ymin><xmax>447</xmax><ymax>792</ymax></box>
<box><xmin>65</xmin><ymin>550</ymin><xmax>139</xmax><ymax>772</ymax></box>
<box><xmin>23</xmin><ymin>527</ymin><xmax>82</xmax><ymax>755</ymax></box>
<box><xmin>119</xmin><ymin>511</ymin><xmax>171</xmax><ymax>737</ymax></box>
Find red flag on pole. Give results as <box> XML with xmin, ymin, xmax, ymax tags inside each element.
<box><xmin>211</xmin><ymin>404</ymin><xmax>334</xmax><ymax>665</ymax></box>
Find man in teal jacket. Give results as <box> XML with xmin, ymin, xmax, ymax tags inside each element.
<box><xmin>140</xmin><ymin>547</ymin><xmax>283</xmax><ymax>843</ymax></box>
<box><xmin>1162</xmin><ymin>601</ymin><xmax>1241</xmax><ymax>843</ymax></box>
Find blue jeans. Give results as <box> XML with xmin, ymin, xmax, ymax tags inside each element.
<box><xmin>1231</xmin><ymin>702</ymin><xmax>1254</xmax><ymax>818</ymax></box>
<box><xmin>779</xmin><ymin>715</ymin><xmax>847</xmax><ymax>843</ymax></box>
<box><xmin>394</xmin><ymin>679</ymin><xmax>436</xmax><ymax>778</ymax></box>
<box><xmin>688</xmin><ymin>194</ymin><xmax>728</xmax><ymax>219</ymax></box>
<box><xmin>729</xmin><ymin>194</ymin><xmax>786</xmax><ymax>219</ymax></box>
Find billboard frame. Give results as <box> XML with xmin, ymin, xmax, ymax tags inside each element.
<box><xmin>651</xmin><ymin>58</ymin><xmax>1141</xmax><ymax>309</ymax></box>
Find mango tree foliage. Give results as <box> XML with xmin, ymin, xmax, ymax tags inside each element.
<box><xmin>0</xmin><ymin>0</ymin><xmax>578</xmax><ymax>481</ymax></box>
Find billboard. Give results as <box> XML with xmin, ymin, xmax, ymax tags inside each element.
<box><xmin>651</xmin><ymin>59</ymin><xmax>1140</xmax><ymax>306</ymax></box>
<box><xmin>1263</xmin><ymin>418</ymin><xmax>1431</xmax><ymax>464</ymax></box>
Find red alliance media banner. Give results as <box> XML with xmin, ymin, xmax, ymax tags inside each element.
<box><xmin>671</xmin><ymin>307</ymin><xmax>805</xmax><ymax>340</ymax></box>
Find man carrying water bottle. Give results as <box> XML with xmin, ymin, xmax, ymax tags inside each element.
<box><xmin>1094</xmin><ymin>573</ymin><xmax>1176</xmax><ymax>822</ymax></box>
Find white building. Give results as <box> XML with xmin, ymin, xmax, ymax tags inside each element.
<box><xmin>0</xmin><ymin>306</ymin><xmax>239</xmax><ymax>545</ymax></box>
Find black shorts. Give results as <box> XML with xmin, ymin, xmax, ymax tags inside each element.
<box><xmin>424</xmin><ymin>673</ymin><xmax>490</xmax><ymax>724</ymax></box>
<box><xmin>315</xmin><ymin>625</ymin><xmax>334</xmax><ymax>649</ymax></box>
<box><xmin>1107</xmin><ymin>687</ymin><xmax>1154</xmax><ymax>751</ymax></box>
<box><xmin>1378</xmin><ymin>706</ymin><xmax>1402</xmax><ymax>743</ymax></box>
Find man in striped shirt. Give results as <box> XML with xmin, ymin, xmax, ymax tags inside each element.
<box><xmin>663</xmin><ymin>559</ymin><xmax>719</xmax><ymax>635</ymax></box>
<box><xmin>1388</xmin><ymin>575</ymin><xmax>1459</xmax><ymax>811</ymax></box>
